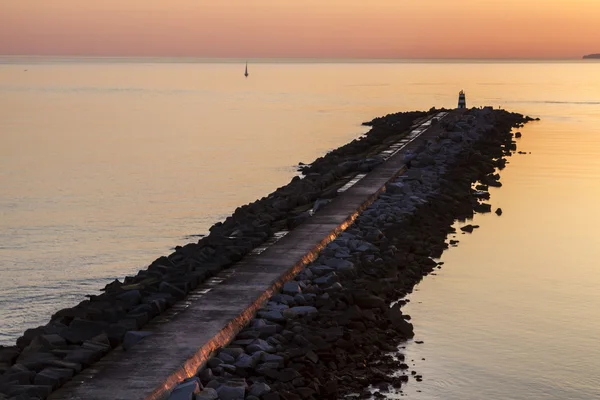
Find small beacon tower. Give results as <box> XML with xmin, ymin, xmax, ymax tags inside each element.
<box><xmin>457</xmin><ymin>90</ymin><xmax>466</xmax><ymax>109</ymax></box>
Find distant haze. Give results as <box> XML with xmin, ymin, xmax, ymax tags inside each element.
<box><xmin>1</xmin><ymin>0</ymin><xmax>599</xmax><ymax>58</ymax></box>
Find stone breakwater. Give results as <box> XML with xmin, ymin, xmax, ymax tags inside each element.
<box><xmin>160</xmin><ymin>108</ymin><xmax>534</xmax><ymax>400</ymax></box>
<box><xmin>0</xmin><ymin>110</ymin><xmax>433</xmax><ymax>399</ymax></box>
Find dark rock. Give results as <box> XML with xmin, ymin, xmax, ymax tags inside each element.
<box><xmin>262</xmin><ymin>353</ymin><xmax>285</xmax><ymax>368</ymax></box>
<box><xmin>295</xmin><ymin>387</ymin><xmax>316</xmax><ymax>399</ymax></box>
<box><xmin>285</xmin><ymin>306</ymin><xmax>318</xmax><ymax>318</ymax></box>
<box><xmin>263</xmin><ymin>393</ymin><xmax>281</xmax><ymax>400</ymax></box>
<box><xmin>0</xmin><ymin>346</ymin><xmax>20</xmax><ymax>364</ymax></box>
<box><xmin>233</xmin><ymin>353</ymin><xmax>258</xmax><ymax>369</ymax></box>
<box><xmin>207</xmin><ymin>357</ymin><xmax>222</xmax><ymax>369</ymax></box>
<box><xmin>282</xmin><ymin>282</ymin><xmax>302</xmax><ymax>296</ymax></box>
<box><xmin>0</xmin><ymin>370</ymin><xmax>34</xmax><ymax>385</ymax></box>
<box><xmin>220</xmin><ymin>364</ymin><xmax>236</xmax><ymax>374</ymax></box>
<box><xmin>277</xmin><ymin>368</ymin><xmax>301</xmax><ymax>383</ymax></box>
<box><xmin>460</xmin><ymin>224</ymin><xmax>475</xmax><ymax>233</ymax></box>
<box><xmin>63</xmin><ymin>348</ymin><xmax>103</xmax><ymax>366</ymax></box>
<box><xmin>495</xmin><ymin>207</ymin><xmax>503</xmax><ymax>216</ymax></box>
<box><xmin>116</xmin><ymin>290</ymin><xmax>142</xmax><ymax>307</ymax></box>
<box><xmin>217</xmin><ymin>352</ymin><xmax>235</xmax><ymax>364</ymax></box>
<box><xmin>159</xmin><ymin>281</ymin><xmax>187</xmax><ymax>300</ymax></box>
<box><xmin>216</xmin><ymin>384</ymin><xmax>245</xmax><ymax>400</ymax></box>
<box><xmin>16</xmin><ymin>327</ymin><xmax>46</xmax><ymax>351</ymax></box>
<box><xmin>33</xmin><ymin>367</ymin><xmax>74</xmax><ymax>389</ymax></box>
<box><xmin>195</xmin><ymin>387</ymin><xmax>218</xmax><ymax>400</ymax></box>
<box><xmin>219</xmin><ymin>347</ymin><xmax>245</xmax><ymax>359</ymax></box>
<box><xmin>305</xmin><ymin>350</ymin><xmax>319</xmax><ymax>364</ymax></box>
<box><xmin>15</xmin><ymin>352</ymin><xmax>59</xmax><ymax>372</ymax></box>
<box><xmin>257</xmin><ymin>310</ymin><xmax>285</xmax><ymax>323</ymax></box>
<box><xmin>353</xmin><ymin>293</ymin><xmax>386</xmax><ymax>309</ymax></box>
<box><xmin>474</xmin><ymin>203</ymin><xmax>492</xmax><ymax>213</ymax></box>
<box><xmin>61</xmin><ymin>319</ymin><xmax>109</xmax><ymax>344</ymax></box>
<box><xmin>205</xmin><ymin>379</ymin><xmax>221</xmax><ymax>389</ymax></box>
<box><xmin>248</xmin><ymin>382</ymin><xmax>271</xmax><ymax>397</ymax></box>
<box><xmin>169</xmin><ymin>377</ymin><xmax>201</xmax><ymax>400</ymax></box>
<box><xmin>246</xmin><ymin>339</ymin><xmax>275</xmax><ymax>354</ymax></box>
<box><xmin>3</xmin><ymin>384</ymin><xmax>53</xmax><ymax>398</ymax></box>
<box><xmin>388</xmin><ymin>303</ymin><xmax>414</xmax><ymax>338</ymax></box>
<box><xmin>198</xmin><ymin>368</ymin><xmax>214</xmax><ymax>383</ymax></box>
<box><xmin>39</xmin><ymin>334</ymin><xmax>66</xmax><ymax>349</ymax></box>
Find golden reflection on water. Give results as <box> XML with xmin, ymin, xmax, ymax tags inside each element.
<box><xmin>400</xmin><ymin>97</ymin><xmax>600</xmax><ymax>397</ymax></box>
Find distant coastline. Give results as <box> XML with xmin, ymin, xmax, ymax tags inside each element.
<box><xmin>583</xmin><ymin>54</ymin><xmax>600</xmax><ymax>59</ymax></box>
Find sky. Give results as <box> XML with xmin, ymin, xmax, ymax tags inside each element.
<box><xmin>1</xmin><ymin>0</ymin><xmax>599</xmax><ymax>59</ymax></box>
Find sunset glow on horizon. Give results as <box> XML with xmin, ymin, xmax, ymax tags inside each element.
<box><xmin>1</xmin><ymin>0</ymin><xmax>599</xmax><ymax>59</ymax></box>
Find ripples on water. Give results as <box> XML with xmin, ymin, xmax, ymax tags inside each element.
<box><xmin>1</xmin><ymin>59</ymin><xmax>600</xmax><ymax>399</ymax></box>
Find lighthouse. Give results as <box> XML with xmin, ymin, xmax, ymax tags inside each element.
<box><xmin>458</xmin><ymin>90</ymin><xmax>466</xmax><ymax>109</ymax></box>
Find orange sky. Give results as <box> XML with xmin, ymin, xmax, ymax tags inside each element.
<box><xmin>1</xmin><ymin>0</ymin><xmax>599</xmax><ymax>58</ymax></box>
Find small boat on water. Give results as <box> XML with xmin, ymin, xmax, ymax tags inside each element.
<box><xmin>244</xmin><ymin>62</ymin><xmax>249</xmax><ymax>77</ymax></box>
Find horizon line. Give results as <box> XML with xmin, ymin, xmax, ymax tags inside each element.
<box><xmin>0</xmin><ymin>55</ymin><xmax>595</xmax><ymax>62</ymax></box>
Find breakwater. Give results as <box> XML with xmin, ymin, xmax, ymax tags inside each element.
<box><xmin>0</xmin><ymin>107</ymin><xmax>534</xmax><ymax>400</ymax></box>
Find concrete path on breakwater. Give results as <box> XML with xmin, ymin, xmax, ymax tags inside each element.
<box><xmin>48</xmin><ymin>111</ymin><xmax>450</xmax><ymax>400</ymax></box>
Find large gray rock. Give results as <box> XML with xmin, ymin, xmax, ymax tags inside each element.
<box><xmin>246</xmin><ymin>339</ymin><xmax>275</xmax><ymax>354</ymax></box>
<box><xmin>169</xmin><ymin>377</ymin><xmax>202</xmax><ymax>400</ymax></box>
<box><xmin>309</xmin><ymin>265</ymin><xmax>335</xmax><ymax>276</ymax></box>
<box><xmin>256</xmin><ymin>310</ymin><xmax>285</xmax><ymax>323</ymax></box>
<box><xmin>216</xmin><ymin>384</ymin><xmax>245</xmax><ymax>400</ymax></box>
<box><xmin>217</xmin><ymin>351</ymin><xmax>235</xmax><ymax>364</ymax></box>
<box><xmin>233</xmin><ymin>353</ymin><xmax>259</xmax><ymax>369</ymax></box>
<box><xmin>248</xmin><ymin>382</ymin><xmax>271</xmax><ymax>397</ymax></box>
<box><xmin>219</xmin><ymin>347</ymin><xmax>245</xmax><ymax>359</ymax></box>
<box><xmin>324</xmin><ymin>258</ymin><xmax>354</xmax><ymax>272</ymax></box>
<box><xmin>282</xmin><ymin>282</ymin><xmax>301</xmax><ymax>295</ymax></box>
<box><xmin>271</xmin><ymin>293</ymin><xmax>297</xmax><ymax>305</ymax></box>
<box><xmin>313</xmin><ymin>272</ymin><xmax>338</xmax><ymax>286</ymax></box>
<box><xmin>195</xmin><ymin>387</ymin><xmax>218</xmax><ymax>400</ymax></box>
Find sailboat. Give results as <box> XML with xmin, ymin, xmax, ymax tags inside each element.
<box><xmin>244</xmin><ymin>62</ymin><xmax>249</xmax><ymax>77</ymax></box>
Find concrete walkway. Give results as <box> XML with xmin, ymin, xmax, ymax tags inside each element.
<box><xmin>49</xmin><ymin>111</ymin><xmax>449</xmax><ymax>400</ymax></box>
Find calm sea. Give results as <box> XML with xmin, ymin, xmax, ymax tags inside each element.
<box><xmin>1</xmin><ymin>58</ymin><xmax>599</xmax><ymax>398</ymax></box>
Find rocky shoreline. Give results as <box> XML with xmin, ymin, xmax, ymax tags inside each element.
<box><xmin>0</xmin><ymin>110</ymin><xmax>436</xmax><ymax>399</ymax></box>
<box><xmin>164</xmin><ymin>108</ymin><xmax>534</xmax><ymax>400</ymax></box>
